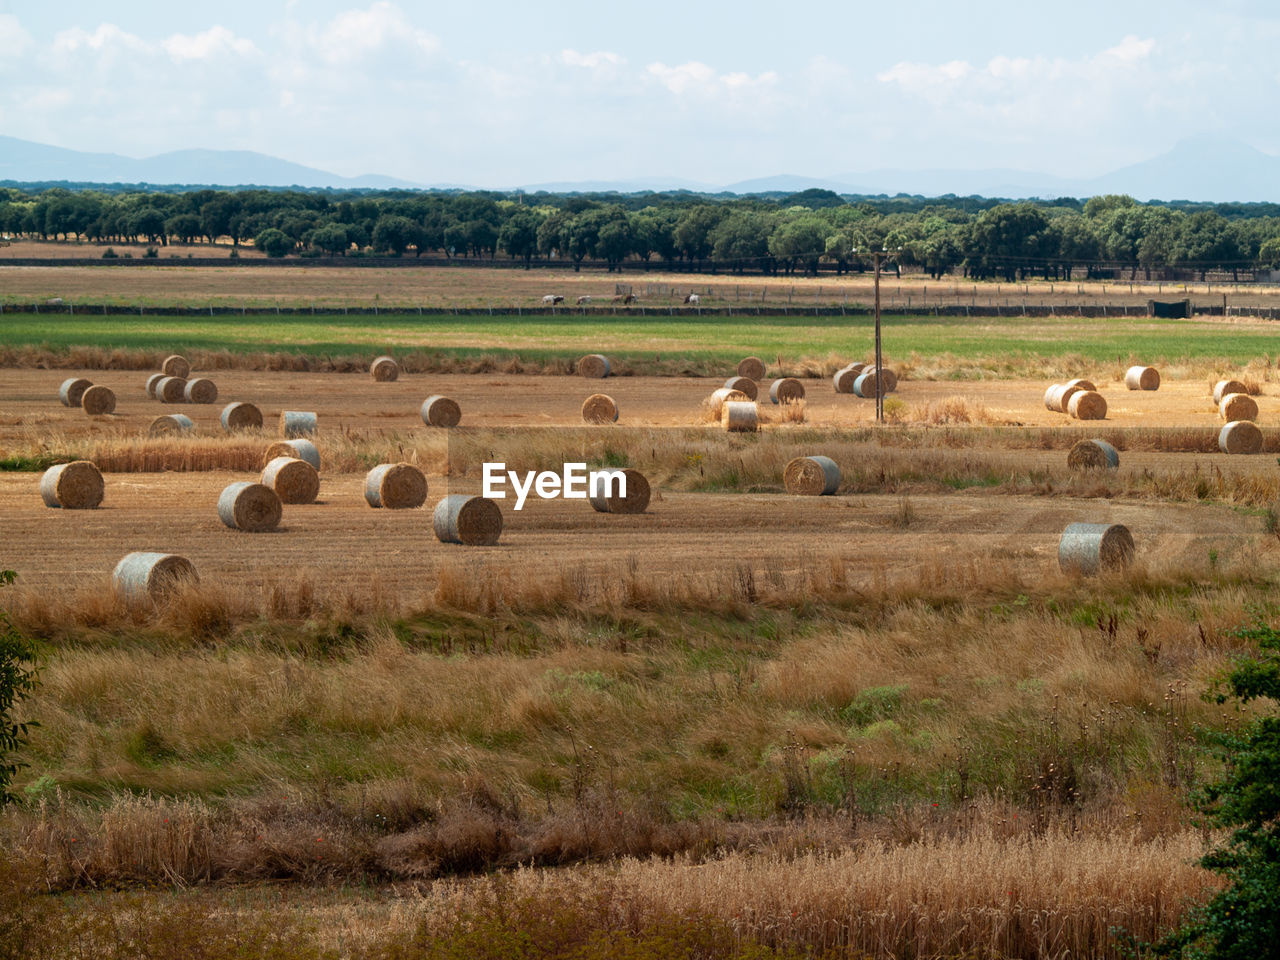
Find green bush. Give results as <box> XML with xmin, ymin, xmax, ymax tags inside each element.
<box><xmin>0</xmin><ymin>570</ymin><xmax>39</xmax><ymax>805</ymax></box>
<box><xmin>1146</xmin><ymin>620</ymin><xmax>1280</xmax><ymax>958</ymax></box>
<box><xmin>254</xmin><ymin>228</ymin><xmax>293</xmax><ymax>259</ymax></box>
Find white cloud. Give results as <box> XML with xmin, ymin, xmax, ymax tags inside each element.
<box><xmin>52</xmin><ymin>23</ymin><xmax>149</xmax><ymax>55</ymax></box>
<box><xmin>1103</xmin><ymin>34</ymin><xmax>1156</xmax><ymax>62</ymax></box>
<box><xmin>875</xmin><ymin>59</ymin><xmax>972</xmax><ymax>96</ymax></box>
<box><xmin>0</xmin><ymin>14</ymin><xmax>32</xmax><ymax>55</ymax></box>
<box><xmin>163</xmin><ymin>26</ymin><xmax>257</xmax><ymax>62</ymax></box>
<box><xmin>310</xmin><ymin>2</ymin><xmax>438</xmax><ymax>64</ymax></box>
<box><xmin>647</xmin><ymin>60</ymin><xmax>714</xmax><ymax>95</ymax></box>
<box><xmin>560</xmin><ymin>49</ymin><xmax>624</xmax><ymax>69</ymax></box>
<box><xmin>877</xmin><ymin>35</ymin><xmax>1156</xmax><ymax>100</ymax></box>
<box><xmin>646</xmin><ymin>60</ymin><xmax>777</xmax><ymax>99</ymax></box>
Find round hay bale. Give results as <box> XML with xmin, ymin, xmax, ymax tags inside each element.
<box><xmin>81</xmin><ymin>385</ymin><xmax>116</xmax><ymax>416</ymax></box>
<box><xmin>364</xmin><ymin>463</ymin><xmax>427</xmax><ymax>509</ymax></box>
<box><xmin>1043</xmin><ymin>384</ymin><xmax>1063</xmax><ymax>411</ymax></box>
<box><xmin>1064</xmin><ymin>378</ymin><xmax>1096</xmax><ymax>392</ymax></box>
<box><xmin>262</xmin><ymin>439</ymin><xmax>320</xmax><ymax>471</ymax></box>
<box><xmin>161</xmin><ymin>355</ymin><xmax>190</xmax><ymax>378</ymax></box>
<box><xmin>40</xmin><ymin>460</ymin><xmax>103</xmax><ymax>509</ymax></box>
<box><xmin>589</xmin><ymin>468</ymin><xmax>651</xmax><ymax>514</ymax></box>
<box><xmin>707</xmin><ymin>387</ymin><xmax>749</xmax><ymax>419</ymax></box>
<box><xmin>184</xmin><ymin>378</ymin><xmax>218</xmax><ymax>404</ymax></box>
<box><xmin>722</xmin><ymin>400</ymin><xmax>758</xmax><ymax>432</ymax></box>
<box><xmin>864</xmin><ymin>367</ymin><xmax>898</xmax><ymax>393</ymax></box>
<box><xmin>1219</xmin><ymin>393</ymin><xmax>1258</xmax><ymax>422</ymax></box>
<box><xmin>112</xmin><ymin>552</ymin><xmax>198</xmax><ymax>605</ymax></box>
<box><xmin>577</xmin><ymin>354</ymin><xmax>611</xmax><ymax>378</ymax></box>
<box><xmin>280</xmin><ymin>410</ymin><xmax>317</xmax><ymax>438</ymax></box>
<box><xmin>737</xmin><ymin>356</ymin><xmax>766</xmax><ymax>380</ymax></box>
<box><xmin>149</xmin><ymin>414</ymin><xmax>194</xmax><ymax>437</ymax></box>
<box><xmin>370</xmin><ymin>355</ymin><xmax>400</xmax><ymax>382</ymax></box>
<box><xmin>261</xmin><ymin>456</ymin><xmax>319</xmax><ymax>504</ymax></box>
<box><xmin>1067</xmin><ymin>439</ymin><xmax>1119</xmax><ymax>471</ymax></box>
<box><xmin>221</xmin><ymin>402</ymin><xmax>263</xmax><ymax>432</ymax></box>
<box><xmin>217</xmin><ymin>481</ymin><xmax>282</xmax><ymax>532</ymax></box>
<box><xmin>59</xmin><ymin>377</ymin><xmax>92</xmax><ymax>407</ymax></box>
<box><xmin>1213</xmin><ymin>379</ymin><xmax>1248</xmax><ymax>404</ymax></box>
<box><xmin>769</xmin><ymin>378</ymin><xmax>806</xmax><ymax>405</ymax></box>
<box><xmin>1219</xmin><ymin>420</ymin><xmax>1263</xmax><ymax>455</ymax></box>
<box><xmin>783</xmin><ymin>455</ymin><xmax>841</xmax><ymax>495</ymax></box>
<box><xmin>420</xmin><ymin>395</ymin><xmax>462</xmax><ymax>428</ymax></box>
<box><xmin>1058</xmin><ymin>522</ymin><xmax>1135</xmax><ymax>576</ymax></box>
<box><xmin>1053</xmin><ymin>383</ymin><xmax>1083</xmax><ymax>413</ymax></box>
<box><xmin>432</xmin><ymin>494</ymin><xmax>503</xmax><ymax>545</ymax></box>
<box><xmin>1067</xmin><ymin>390</ymin><xmax>1107</xmax><ymax>420</ymax></box>
<box><xmin>710</xmin><ymin>387</ymin><xmax>749</xmax><ymax>406</ymax></box>
<box><xmin>581</xmin><ymin>393</ymin><xmax>619</xmax><ymax>424</ymax></box>
<box><xmin>853</xmin><ymin>371</ymin><xmax>887</xmax><ymax>399</ymax></box>
<box><xmin>723</xmin><ymin>376</ymin><xmax>758</xmax><ymax>401</ymax></box>
<box><xmin>833</xmin><ymin>366</ymin><xmax>862</xmax><ymax>393</ymax></box>
<box><xmin>1124</xmin><ymin>366</ymin><xmax>1160</xmax><ymax>391</ymax></box>
<box><xmin>145</xmin><ymin>373</ymin><xmax>166</xmax><ymax>399</ymax></box>
<box><xmin>156</xmin><ymin>377</ymin><xmax>187</xmax><ymax>403</ymax></box>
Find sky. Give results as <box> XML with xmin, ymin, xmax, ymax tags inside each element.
<box><xmin>2</xmin><ymin>0</ymin><xmax>1280</xmax><ymax>186</ymax></box>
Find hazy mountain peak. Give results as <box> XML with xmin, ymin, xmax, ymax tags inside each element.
<box><xmin>3</xmin><ymin>134</ymin><xmax>1280</xmax><ymax>201</ymax></box>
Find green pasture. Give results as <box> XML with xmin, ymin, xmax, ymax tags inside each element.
<box><xmin>1</xmin><ymin>312</ymin><xmax>1276</xmax><ymax>373</ymax></box>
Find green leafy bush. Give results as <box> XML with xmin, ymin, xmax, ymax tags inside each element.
<box><xmin>0</xmin><ymin>570</ymin><xmax>39</xmax><ymax>804</ymax></box>
<box><xmin>1147</xmin><ymin>620</ymin><xmax>1280</xmax><ymax>958</ymax></box>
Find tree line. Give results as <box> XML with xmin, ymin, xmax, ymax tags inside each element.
<box><xmin>4</xmin><ymin>185</ymin><xmax>1280</xmax><ymax>280</ymax></box>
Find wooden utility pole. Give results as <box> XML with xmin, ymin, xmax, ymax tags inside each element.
<box><xmin>874</xmin><ymin>251</ymin><xmax>884</xmax><ymax>422</ymax></box>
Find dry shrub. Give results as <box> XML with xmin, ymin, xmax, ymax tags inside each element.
<box><xmin>759</xmin><ymin>399</ymin><xmax>806</xmax><ymax>424</ymax></box>
<box><xmin>881</xmin><ymin>397</ymin><xmax>907</xmax><ymax>422</ymax></box>
<box><xmin>267</xmin><ymin>573</ymin><xmax>321</xmax><ymax>620</ymax></box>
<box><xmin>912</xmin><ymin>395</ymin><xmax>998</xmax><ymax>424</ymax></box>
<box><xmin>1241</xmin><ymin>377</ymin><xmax>1263</xmax><ymax>396</ymax></box>
<box><xmin>890</xmin><ymin>496</ymin><xmax>916</xmax><ymax>528</ymax></box>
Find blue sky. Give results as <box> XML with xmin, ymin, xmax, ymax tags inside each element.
<box><xmin>2</xmin><ymin>1</ymin><xmax>1279</xmax><ymax>185</ymax></box>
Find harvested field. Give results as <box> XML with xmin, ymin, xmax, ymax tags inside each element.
<box><xmin>0</xmin><ymin>369</ymin><xmax>1276</xmax><ymax>446</ymax></box>
<box><xmin>0</xmin><ymin>469</ymin><xmax>1261</xmax><ymax>606</ymax></box>
<box><xmin>5</xmin><ymin>255</ymin><xmax>1280</xmax><ymax>313</ymax></box>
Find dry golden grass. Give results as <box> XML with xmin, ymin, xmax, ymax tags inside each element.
<box><xmin>5</xmin><ymin>548</ymin><xmax>1268</xmax><ymax>852</ymax></box>
<box><xmin>911</xmin><ymin>394</ymin><xmax>1001</xmax><ymax>424</ymax></box>
<box><xmin>1</xmin><ymin>526</ymin><xmax>1265</xmax><ymax>956</ymax></box>
<box><xmin>10</xmin><ymin>421</ymin><xmax>1280</xmax><ymax>510</ymax></box>
<box><xmin>0</xmin><ymin>817</ymin><xmax>1217</xmax><ymax>959</ymax></box>
<box><xmin>419</xmin><ymin>828</ymin><xmax>1214</xmax><ymax>959</ymax></box>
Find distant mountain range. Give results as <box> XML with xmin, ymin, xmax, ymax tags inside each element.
<box><xmin>3</xmin><ymin>134</ymin><xmax>1279</xmax><ymax>202</ymax></box>
<box><xmin>0</xmin><ymin>136</ymin><xmax>418</xmax><ymax>190</ymax></box>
